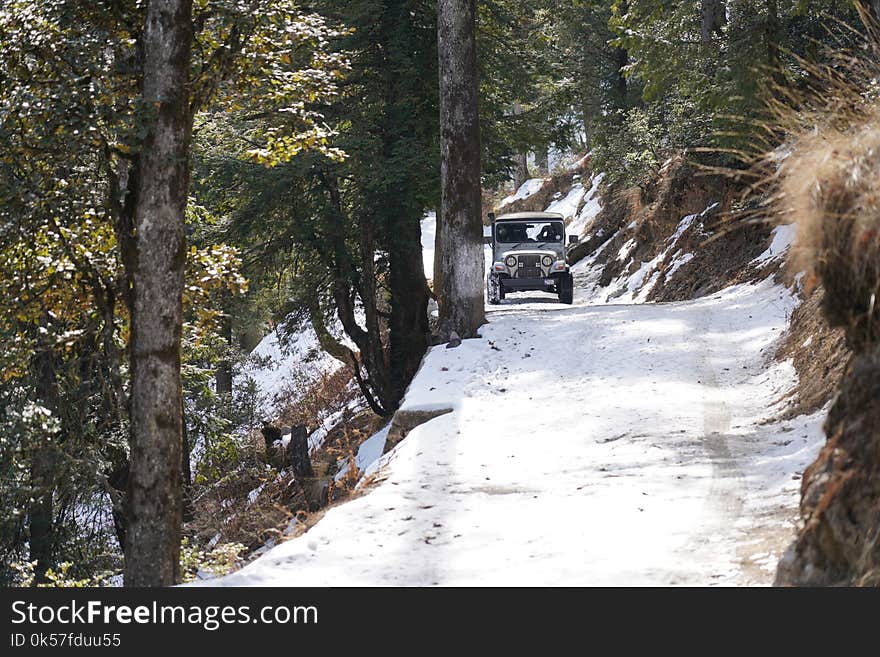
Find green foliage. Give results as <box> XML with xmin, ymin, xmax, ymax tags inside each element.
<box><xmin>179</xmin><ymin>537</ymin><xmax>247</xmax><ymax>582</ymax></box>
<box><xmin>477</xmin><ymin>0</ymin><xmax>585</xmax><ymax>184</ymax></box>
<box><xmin>588</xmin><ymin>0</ymin><xmax>865</xmax><ymax>186</ymax></box>
<box><xmin>0</xmin><ymin>0</ymin><xmax>345</xmax><ymax>584</ymax></box>
<box><xmin>10</xmin><ymin>560</ymin><xmax>117</xmax><ymax>588</ymax></box>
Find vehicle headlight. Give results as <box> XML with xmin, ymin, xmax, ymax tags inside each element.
<box><xmin>505</xmin><ymin>255</ymin><xmax>517</xmax><ymax>267</ymax></box>
<box><xmin>541</xmin><ymin>255</ymin><xmax>553</xmax><ymax>267</ymax></box>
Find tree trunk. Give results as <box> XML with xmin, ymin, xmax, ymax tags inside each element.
<box><xmin>27</xmin><ymin>483</ymin><xmax>53</xmax><ymax>585</ymax></box>
<box><xmin>437</xmin><ymin>0</ymin><xmax>485</xmax><ymax>339</ymax></box>
<box><xmin>321</xmin><ymin>172</ymin><xmax>394</xmax><ymax>416</ymax></box>
<box><xmin>380</xmin><ymin>3</ymin><xmax>431</xmax><ymax>408</ymax></box>
<box><xmin>29</xmin><ymin>340</ymin><xmax>61</xmax><ymax>584</ymax></box>
<box><xmin>512</xmin><ymin>101</ymin><xmax>529</xmax><ymax>188</ymax></box>
<box><xmin>612</xmin><ymin>1</ymin><xmax>629</xmax><ymax>112</ymax></box>
<box><xmin>214</xmin><ymin>299</ymin><xmax>233</xmax><ymax>397</ymax></box>
<box><xmin>535</xmin><ymin>148</ymin><xmax>549</xmax><ymax>176</ymax></box>
<box><xmin>700</xmin><ymin>0</ymin><xmax>726</xmax><ymax>44</ymax></box>
<box><xmin>612</xmin><ymin>46</ymin><xmax>628</xmax><ymax>111</ymax></box>
<box><xmin>285</xmin><ymin>425</ymin><xmax>314</xmax><ymax>479</ymax></box>
<box><xmin>388</xmin><ymin>204</ymin><xmax>430</xmax><ymax>402</ymax></box>
<box><xmin>124</xmin><ymin>0</ymin><xmax>193</xmax><ymax>587</ymax></box>
<box><xmin>765</xmin><ymin>0</ymin><xmax>784</xmax><ymax>87</ymax></box>
<box><xmin>180</xmin><ymin>397</ymin><xmax>193</xmax><ymax>523</ymax></box>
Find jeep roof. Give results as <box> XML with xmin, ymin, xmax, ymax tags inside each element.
<box><xmin>494</xmin><ymin>211</ymin><xmax>565</xmax><ymax>221</ymax></box>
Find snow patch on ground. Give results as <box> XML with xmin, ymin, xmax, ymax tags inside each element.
<box><xmin>567</xmin><ymin>173</ymin><xmax>604</xmax><ymax>237</ymax></box>
<box><xmin>334</xmin><ymin>425</ymin><xmax>391</xmax><ymax>483</ymax></box>
<box><xmin>499</xmin><ymin>178</ymin><xmax>546</xmax><ymax>208</ymax></box>
<box><xmin>238</xmin><ymin>323</ymin><xmax>344</xmax><ymax>418</ymax></box>
<box><xmin>582</xmin><ymin>203</ymin><xmax>716</xmax><ymax>305</ymax></box>
<box><xmin>545</xmin><ymin>183</ymin><xmax>585</xmax><ymax>220</ymax></box>
<box><xmin>753</xmin><ymin>223</ymin><xmax>796</xmax><ymax>265</ymax></box>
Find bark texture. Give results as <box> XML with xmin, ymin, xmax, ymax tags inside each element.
<box><xmin>535</xmin><ymin>148</ymin><xmax>549</xmax><ymax>176</ymax></box>
<box><xmin>388</xmin><ymin>207</ymin><xmax>430</xmax><ymax>402</ymax></box>
<box><xmin>700</xmin><ymin>0</ymin><xmax>726</xmax><ymax>44</ymax></box>
<box><xmin>124</xmin><ymin>0</ymin><xmax>193</xmax><ymax>587</ymax></box>
<box><xmin>285</xmin><ymin>425</ymin><xmax>314</xmax><ymax>479</ymax></box>
<box><xmin>512</xmin><ymin>102</ymin><xmax>529</xmax><ymax>188</ymax></box>
<box><xmin>437</xmin><ymin>0</ymin><xmax>485</xmax><ymax>338</ymax></box>
<box><xmin>28</xmin><ymin>345</ymin><xmax>60</xmax><ymax>583</ymax></box>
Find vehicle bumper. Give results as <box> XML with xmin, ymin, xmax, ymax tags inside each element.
<box><xmin>500</xmin><ymin>277</ymin><xmax>558</xmax><ymax>292</ymax></box>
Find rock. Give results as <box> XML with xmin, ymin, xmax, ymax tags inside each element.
<box><xmin>260</xmin><ymin>421</ymin><xmax>283</xmax><ymax>453</ymax></box>
<box><xmin>430</xmin><ymin>318</ymin><xmax>454</xmax><ymax>346</ymax></box>
<box><xmin>284</xmin><ymin>424</ymin><xmax>313</xmax><ymax>478</ymax></box>
<box><xmin>775</xmin><ymin>348</ymin><xmax>880</xmax><ymax>586</ymax></box>
<box><xmin>446</xmin><ymin>331</ymin><xmax>462</xmax><ymax>348</ymax></box>
<box><xmin>383</xmin><ymin>408</ymin><xmax>454</xmax><ymax>454</ymax></box>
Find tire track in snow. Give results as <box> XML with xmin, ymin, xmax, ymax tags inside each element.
<box><xmin>692</xmin><ymin>303</ymin><xmax>747</xmax><ymax>583</ymax></box>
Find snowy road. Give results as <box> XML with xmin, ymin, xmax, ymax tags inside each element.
<box><xmin>205</xmin><ymin>278</ymin><xmax>824</xmax><ymax>586</ymax></box>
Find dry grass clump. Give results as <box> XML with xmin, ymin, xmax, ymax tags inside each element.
<box><xmin>779</xmin><ymin>116</ymin><xmax>880</xmax><ymax>350</ymax></box>
<box><xmin>734</xmin><ymin>6</ymin><xmax>880</xmax><ymax>352</ymax></box>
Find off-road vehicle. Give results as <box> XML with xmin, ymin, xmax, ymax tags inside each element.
<box><xmin>485</xmin><ymin>211</ymin><xmax>578</xmax><ymax>305</ymax></box>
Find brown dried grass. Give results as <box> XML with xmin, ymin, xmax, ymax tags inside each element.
<box><xmin>726</xmin><ymin>5</ymin><xmax>880</xmax><ymax>351</ymax></box>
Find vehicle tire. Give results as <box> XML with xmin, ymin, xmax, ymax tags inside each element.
<box><xmin>488</xmin><ymin>275</ymin><xmax>501</xmax><ymax>305</ymax></box>
<box><xmin>558</xmin><ymin>272</ymin><xmax>573</xmax><ymax>304</ymax></box>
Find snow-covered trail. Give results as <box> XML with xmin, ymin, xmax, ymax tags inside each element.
<box><xmin>204</xmin><ymin>280</ymin><xmax>823</xmax><ymax>586</ymax></box>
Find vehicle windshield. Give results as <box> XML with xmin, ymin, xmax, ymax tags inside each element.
<box><xmin>495</xmin><ymin>221</ymin><xmax>564</xmax><ymax>244</ymax></box>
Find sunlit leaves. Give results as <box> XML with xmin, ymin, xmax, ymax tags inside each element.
<box><xmin>185</xmin><ymin>243</ymin><xmax>249</xmax><ymax>337</ymax></box>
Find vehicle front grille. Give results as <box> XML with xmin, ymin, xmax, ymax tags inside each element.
<box><xmin>516</xmin><ymin>254</ymin><xmax>542</xmax><ymax>278</ymax></box>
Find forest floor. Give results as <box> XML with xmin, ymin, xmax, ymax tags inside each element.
<box><xmin>202</xmin><ymin>271</ymin><xmax>824</xmax><ymax>586</ymax></box>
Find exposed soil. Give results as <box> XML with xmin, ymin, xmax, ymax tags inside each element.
<box><xmin>569</xmin><ymin>155</ymin><xmax>774</xmax><ymax>302</ymax></box>
<box><xmin>776</xmin><ymin>286</ymin><xmax>850</xmax><ymax>419</ymax></box>
<box><xmin>648</xmin><ymin>216</ymin><xmax>771</xmax><ymax>302</ymax></box>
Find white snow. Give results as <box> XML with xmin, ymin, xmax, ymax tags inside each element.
<box><xmin>568</xmin><ymin>153</ymin><xmax>591</xmax><ymax>171</ymax></box>
<box><xmin>201</xmin><ymin>275</ymin><xmax>822</xmax><ymax>587</ymax></box>
<box><xmin>582</xmin><ymin>204</ymin><xmax>715</xmax><ymax>305</ymax></box>
<box><xmin>200</xmin><ymin>178</ymin><xmax>830</xmax><ymax>588</ymax></box>
<box><xmin>667</xmin><ymin>251</ymin><xmax>694</xmax><ymax>279</ymax></box>
<box><xmin>420</xmin><ymin>211</ymin><xmax>436</xmax><ymax>280</ymax></box>
<box><xmin>753</xmin><ymin>223</ymin><xmax>797</xmax><ymax>264</ymax></box>
<box><xmin>247</xmin><ymin>484</ymin><xmax>266</xmax><ymax>506</ymax></box>
<box><xmin>334</xmin><ymin>425</ymin><xmax>391</xmax><ymax>483</ymax></box>
<box><xmin>567</xmin><ymin>173</ymin><xmax>604</xmax><ymax>237</ymax></box>
<box><xmin>545</xmin><ymin>183</ymin><xmax>585</xmax><ymax>220</ymax></box>
<box><xmin>238</xmin><ymin>323</ymin><xmax>344</xmax><ymax>418</ymax></box>
<box><xmin>499</xmin><ymin>178</ymin><xmax>546</xmax><ymax>208</ymax></box>
<box><xmin>616</xmin><ymin>238</ymin><xmax>636</xmax><ymax>262</ymax></box>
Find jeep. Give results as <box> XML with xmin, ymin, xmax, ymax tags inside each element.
<box><xmin>485</xmin><ymin>211</ymin><xmax>578</xmax><ymax>305</ymax></box>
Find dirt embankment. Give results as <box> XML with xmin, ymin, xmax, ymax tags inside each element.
<box><xmin>776</xmin><ymin>286</ymin><xmax>850</xmax><ymax>418</ymax></box>
<box><xmin>569</xmin><ymin>155</ymin><xmax>772</xmax><ymax>301</ymax></box>
<box><xmin>772</xmin><ymin>111</ymin><xmax>880</xmax><ymax>586</ymax></box>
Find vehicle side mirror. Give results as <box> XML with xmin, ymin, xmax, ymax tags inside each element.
<box><xmin>483</xmin><ymin>236</ymin><xmax>493</xmax><ymax>245</ymax></box>
<box><xmin>568</xmin><ymin>235</ymin><xmax>579</xmax><ymax>245</ymax></box>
